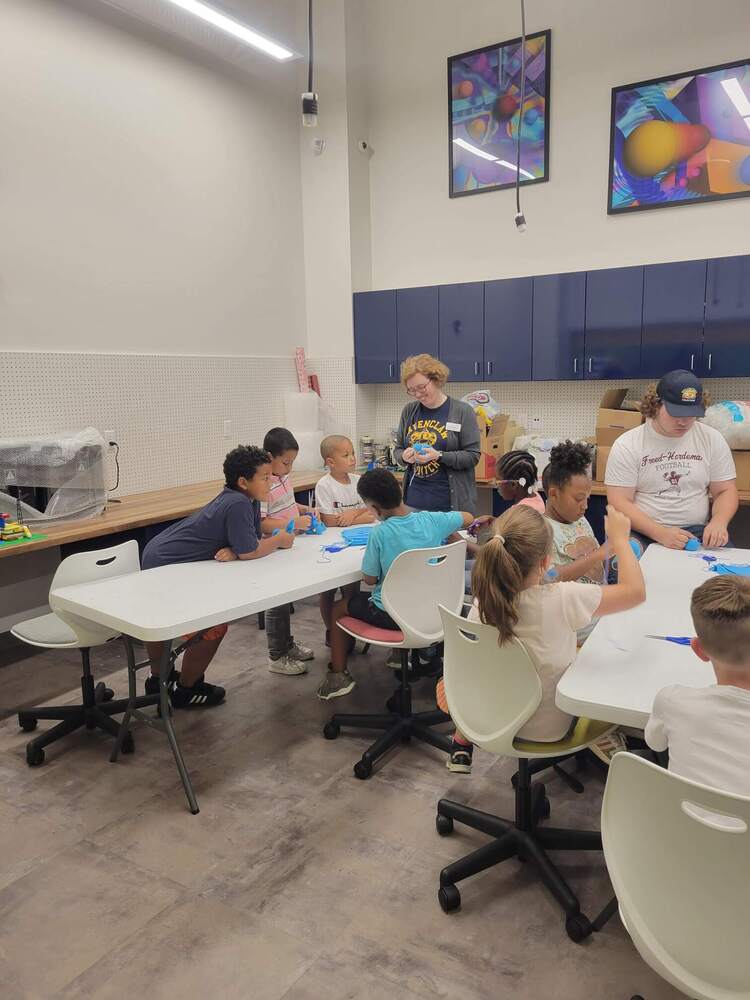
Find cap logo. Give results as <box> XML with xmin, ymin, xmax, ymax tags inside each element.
<box><xmin>681</xmin><ymin>387</ymin><xmax>698</xmax><ymax>403</ymax></box>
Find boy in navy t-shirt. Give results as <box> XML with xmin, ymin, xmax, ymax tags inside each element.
<box><xmin>318</xmin><ymin>469</ymin><xmax>473</xmax><ymax>700</ymax></box>
<box><xmin>141</xmin><ymin>445</ymin><xmax>294</xmax><ymax>708</ymax></box>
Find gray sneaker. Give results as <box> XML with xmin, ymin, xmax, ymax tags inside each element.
<box><xmin>317</xmin><ymin>669</ymin><xmax>356</xmax><ymax>700</ymax></box>
<box><xmin>290</xmin><ymin>640</ymin><xmax>314</xmax><ymax>662</ymax></box>
<box><xmin>268</xmin><ymin>654</ymin><xmax>308</xmax><ymax>676</ymax></box>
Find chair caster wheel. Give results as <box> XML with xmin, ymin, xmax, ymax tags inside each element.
<box><xmin>438</xmin><ymin>884</ymin><xmax>461</xmax><ymax>913</ymax></box>
<box><xmin>121</xmin><ymin>732</ymin><xmax>135</xmax><ymax>755</ymax></box>
<box><xmin>19</xmin><ymin>717</ymin><xmax>38</xmax><ymax>732</ymax></box>
<box><xmin>26</xmin><ymin>745</ymin><xmax>45</xmax><ymax>767</ymax></box>
<box><xmin>535</xmin><ymin>797</ymin><xmax>551</xmax><ymax>821</ymax></box>
<box><xmin>511</xmin><ymin>772</ymin><xmax>518</xmax><ymax>790</ymax></box>
<box><xmin>354</xmin><ymin>759</ymin><xmax>372</xmax><ymax>780</ymax></box>
<box><xmin>565</xmin><ymin>912</ymin><xmax>593</xmax><ymax>943</ymax></box>
<box><xmin>323</xmin><ymin>722</ymin><xmax>340</xmax><ymax>740</ymax></box>
<box><xmin>95</xmin><ymin>682</ymin><xmax>115</xmax><ymax>703</ymax></box>
<box><xmin>436</xmin><ymin>814</ymin><xmax>454</xmax><ymax>836</ymax></box>
<box><xmin>385</xmin><ymin>695</ymin><xmax>398</xmax><ymax>713</ymax></box>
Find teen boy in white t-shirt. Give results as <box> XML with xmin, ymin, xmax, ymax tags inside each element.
<box><xmin>646</xmin><ymin>575</ymin><xmax>750</xmax><ymax>799</ymax></box>
<box><xmin>606</xmin><ymin>370</ymin><xmax>737</xmax><ymax>549</ymax></box>
<box><xmin>315</xmin><ymin>435</ymin><xmax>375</xmax><ymax>646</ymax></box>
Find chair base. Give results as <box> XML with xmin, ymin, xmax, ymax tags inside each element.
<box><xmin>324</xmin><ymin>649</ymin><xmax>451</xmax><ymax>778</ymax></box>
<box><xmin>18</xmin><ymin>649</ymin><xmax>158</xmax><ymax>766</ymax></box>
<box><xmin>436</xmin><ymin>758</ymin><xmax>604</xmax><ymax>943</ymax></box>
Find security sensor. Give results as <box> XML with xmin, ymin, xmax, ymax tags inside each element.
<box><xmin>514</xmin><ymin>211</ymin><xmax>527</xmax><ymax>233</ymax></box>
<box><xmin>357</xmin><ymin>140</ymin><xmax>371</xmax><ymax>154</ymax></box>
<box><xmin>302</xmin><ymin>92</ymin><xmax>318</xmax><ymax>127</ymax></box>
<box><xmin>311</xmin><ymin>137</ymin><xmax>326</xmax><ymax>155</ymax></box>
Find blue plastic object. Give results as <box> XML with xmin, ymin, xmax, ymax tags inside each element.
<box><xmin>413</xmin><ymin>442</ymin><xmax>430</xmax><ymax>454</ymax></box>
<box><xmin>684</xmin><ymin>538</ymin><xmax>701</xmax><ymax>552</ymax></box>
<box><xmin>710</xmin><ymin>563</ymin><xmax>750</xmax><ymax>577</ymax></box>
<box><xmin>646</xmin><ymin>635</ymin><xmax>692</xmax><ymax>646</ymax></box>
<box><xmin>341</xmin><ymin>526</ymin><xmax>373</xmax><ymax>547</ymax></box>
<box><xmin>543</xmin><ymin>566</ymin><xmax>560</xmax><ymax>583</ymax></box>
<box><xmin>629</xmin><ymin>538</ymin><xmax>643</xmax><ymax>559</ymax></box>
<box><xmin>305</xmin><ymin>513</ymin><xmax>326</xmax><ymax>535</ymax></box>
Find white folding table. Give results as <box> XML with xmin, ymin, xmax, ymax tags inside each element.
<box><xmin>556</xmin><ymin>545</ymin><xmax>748</xmax><ymax>729</ymax></box>
<box><xmin>51</xmin><ymin>528</ymin><xmax>367</xmax><ymax>812</ymax></box>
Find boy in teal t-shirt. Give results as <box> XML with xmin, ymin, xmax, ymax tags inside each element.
<box><xmin>318</xmin><ymin>469</ymin><xmax>473</xmax><ymax>700</ymax></box>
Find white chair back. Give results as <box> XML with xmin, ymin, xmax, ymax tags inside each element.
<box><xmin>380</xmin><ymin>541</ymin><xmax>466</xmax><ymax>649</ymax></box>
<box><xmin>602</xmin><ymin>752</ymin><xmax>750</xmax><ymax>1000</ymax></box>
<box><xmin>438</xmin><ymin>605</ymin><xmax>541</xmax><ymax>756</ymax></box>
<box><xmin>49</xmin><ymin>539</ymin><xmax>141</xmax><ymax>647</ymax></box>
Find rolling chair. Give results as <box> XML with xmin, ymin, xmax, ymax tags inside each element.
<box><xmin>435</xmin><ymin>605</ymin><xmax>615</xmax><ymax>940</ymax></box>
<box><xmin>602</xmin><ymin>752</ymin><xmax>750</xmax><ymax>1000</ymax></box>
<box><xmin>12</xmin><ymin>540</ymin><xmax>158</xmax><ymax>765</ymax></box>
<box><xmin>323</xmin><ymin>540</ymin><xmax>466</xmax><ymax>779</ymax></box>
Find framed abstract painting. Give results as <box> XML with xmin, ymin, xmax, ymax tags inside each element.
<box><xmin>448</xmin><ymin>29</ymin><xmax>551</xmax><ymax>198</ymax></box>
<box><xmin>609</xmin><ymin>58</ymin><xmax>750</xmax><ymax>214</ymax></box>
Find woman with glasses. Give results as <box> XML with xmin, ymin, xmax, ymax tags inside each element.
<box><xmin>393</xmin><ymin>354</ymin><xmax>481</xmax><ymax>513</ymax></box>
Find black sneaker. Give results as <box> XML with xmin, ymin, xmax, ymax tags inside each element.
<box><xmin>446</xmin><ymin>741</ymin><xmax>473</xmax><ymax>774</ymax></box>
<box><xmin>144</xmin><ymin>669</ymin><xmax>177</xmax><ymax>697</ymax></box>
<box><xmin>170</xmin><ymin>676</ymin><xmax>226</xmax><ymax>709</ymax></box>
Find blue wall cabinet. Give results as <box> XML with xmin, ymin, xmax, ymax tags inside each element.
<box><xmin>703</xmin><ymin>255</ymin><xmax>750</xmax><ymax>378</ymax></box>
<box><xmin>532</xmin><ymin>272</ymin><xmax>586</xmax><ymax>380</ymax></box>
<box><xmin>353</xmin><ymin>290</ymin><xmax>398</xmax><ymax>383</ymax></box>
<box><xmin>438</xmin><ymin>282</ymin><xmax>485</xmax><ymax>381</ymax></box>
<box><xmin>641</xmin><ymin>260</ymin><xmax>707</xmax><ymax>379</ymax></box>
<box><xmin>484</xmin><ymin>277</ymin><xmax>533</xmax><ymax>381</ymax></box>
<box><xmin>396</xmin><ymin>286</ymin><xmax>439</xmax><ymax>366</ymax></box>
<box><xmin>584</xmin><ymin>266</ymin><xmax>644</xmax><ymax>379</ymax></box>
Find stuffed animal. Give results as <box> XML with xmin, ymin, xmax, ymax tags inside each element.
<box><xmin>703</xmin><ymin>401</ymin><xmax>750</xmax><ymax>449</ymax></box>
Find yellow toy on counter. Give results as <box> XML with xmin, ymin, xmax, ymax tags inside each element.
<box><xmin>0</xmin><ymin>513</ymin><xmax>32</xmax><ymax>541</ymax></box>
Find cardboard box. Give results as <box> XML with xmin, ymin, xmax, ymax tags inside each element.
<box><xmin>596</xmin><ymin>388</ymin><xmax>642</xmax><ymax>447</ymax></box>
<box><xmin>595</xmin><ymin>445</ymin><xmax>611</xmax><ymax>483</ymax></box>
<box><xmin>732</xmin><ymin>450</ymin><xmax>750</xmax><ymax>491</ymax></box>
<box><xmin>474</xmin><ymin>412</ymin><xmax>524</xmax><ymax>481</ymax></box>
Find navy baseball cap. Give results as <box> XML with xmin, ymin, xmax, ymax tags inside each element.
<box><xmin>656</xmin><ymin>370</ymin><xmax>705</xmax><ymax>417</ymax></box>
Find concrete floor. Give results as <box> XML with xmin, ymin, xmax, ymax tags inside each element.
<box><xmin>0</xmin><ymin>600</ymin><xmax>683</xmax><ymax>999</ymax></box>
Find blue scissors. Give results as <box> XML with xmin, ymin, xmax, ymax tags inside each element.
<box><xmin>646</xmin><ymin>634</ymin><xmax>692</xmax><ymax>646</ymax></box>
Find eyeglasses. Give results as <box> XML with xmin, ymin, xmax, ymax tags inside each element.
<box><xmin>406</xmin><ymin>381</ymin><xmax>432</xmax><ymax>396</ymax></box>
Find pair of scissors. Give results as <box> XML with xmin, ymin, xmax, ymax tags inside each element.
<box><xmin>646</xmin><ymin>635</ymin><xmax>692</xmax><ymax>646</ymax></box>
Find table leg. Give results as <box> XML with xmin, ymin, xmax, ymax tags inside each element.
<box><xmin>110</xmin><ymin>637</ymin><xmax>138</xmax><ymax>762</ymax></box>
<box><xmin>158</xmin><ymin>639</ymin><xmax>200</xmax><ymax>815</ymax></box>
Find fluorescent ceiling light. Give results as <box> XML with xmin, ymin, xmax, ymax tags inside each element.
<box><xmin>721</xmin><ymin>77</ymin><xmax>750</xmax><ymax>117</ymax></box>
<box><xmin>163</xmin><ymin>0</ymin><xmax>294</xmax><ymax>60</ymax></box>
<box><xmin>453</xmin><ymin>139</ymin><xmax>536</xmax><ymax>179</ymax></box>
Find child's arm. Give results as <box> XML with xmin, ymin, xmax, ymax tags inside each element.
<box><xmin>554</xmin><ymin>544</ymin><xmax>607</xmax><ymax>582</ymax></box>
<box><xmin>445</xmin><ymin>510</ymin><xmax>478</xmax><ymax>544</ymax></box>
<box><xmin>337</xmin><ymin>508</ymin><xmax>376</xmax><ymax>527</ymax></box>
<box><xmin>261</xmin><ymin>513</ymin><xmax>312</xmax><ymax>534</ymax></box>
<box><xmin>215</xmin><ymin>532</ymin><xmax>294</xmax><ymax>562</ymax></box>
<box><xmin>593</xmin><ymin>506</ymin><xmax>646</xmax><ymax>616</ymax></box>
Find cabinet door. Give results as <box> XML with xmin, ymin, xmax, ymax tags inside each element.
<box><xmin>353</xmin><ymin>290</ymin><xmax>398</xmax><ymax>383</ymax></box>
<box><xmin>532</xmin><ymin>272</ymin><xmax>586</xmax><ymax>380</ymax></box>
<box><xmin>640</xmin><ymin>260</ymin><xmax>706</xmax><ymax>379</ymax></box>
<box><xmin>584</xmin><ymin>266</ymin><xmax>644</xmax><ymax>379</ymax></box>
<box><xmin>703</xmin><ymin>255</ymin><xmax>750</xmax><ymax>377</ymax></box>
<box><xmin>483</xmin><ymin>277</ymin><xmax>532</xmax><ymax>381</ymax></box>
<box><xmin>438</xmin><ymin>282</ymin><xmax>485</xmax><ymax>381</ymax></box>
<box><xmin>396</xmin><ymin>286</ymin><xmax>439</xmax><ymax>365</ymax></box>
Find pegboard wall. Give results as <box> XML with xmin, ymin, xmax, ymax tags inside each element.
<box><xmin>356</xmin><ymin>377</ymin><xmax>750</xmax><ymax>446</ymax></box>
<box><xmin>1</xmin><ymin>352</ymin><xmax>358</xmax><ymax>497</ymax></box>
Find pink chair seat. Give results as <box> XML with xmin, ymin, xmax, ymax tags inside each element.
<box><xmin>338</xmin><ymin>616</ymin><xmax>404</xmax><ymax>645</ymax></box>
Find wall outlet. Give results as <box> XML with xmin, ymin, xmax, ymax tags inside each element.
<box><xmin>531</xmin><ymin>415</ymin><xmax>542</xmax><ymax>431</ymax></box>
<box><xmin>103</xmin><ymin>429</ymin><xmax>118</xmax><ymax>445</ymax></box>
<box><xmin>223</xmin><ymin>419</ymin><xmax>232</xmax><ymax>439</ymax></box>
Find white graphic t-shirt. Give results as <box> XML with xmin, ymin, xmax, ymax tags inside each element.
<box><xmin>314</xmin><ymin>473</ymin><xmax>365</xmax><ymax>514</ymax></box>
<box><xmin>605</xmin><ymin>421</ymin><xmax>735</xmax><ymax>527</ymax></box>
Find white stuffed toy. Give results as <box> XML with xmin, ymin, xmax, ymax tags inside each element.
<box><xmin>703</xmin><ymin>401</ymin><xmax>750</xmax><ymax>449</ymax></box>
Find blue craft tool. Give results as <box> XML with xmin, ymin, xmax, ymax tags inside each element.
<box><xmin>684</xmin><ymin>538</ymin><xmax>700</xmax><ymax>552</ymax></box>
<box><xmin>646</xmin><ymin>635</ymin><xmax>692</xmax><ymax>646</ymax></box>
<box><xmin>711</xmin><ymin>563</ymin><xmax>750</xmax><ymax>577</ymax></box>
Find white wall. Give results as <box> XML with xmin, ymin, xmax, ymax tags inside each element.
<box><xmin>0</xmin><ymin>0</ymin><xmax>306</xmax><ymax>356</ymax></box>
<box><xmin>362</xmin><ymin>0</ymin><xmax>750</xmax><ymax>290</ymax></box>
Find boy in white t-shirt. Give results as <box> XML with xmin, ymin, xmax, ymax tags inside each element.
<box><xmin>606</xmin><ymin>370</ymin><xmax>737</xmax><ymax>550</ymax></box>
<box><xmin>645</xmin><ymin>575</ymin><xmax>750</xmax><ymax>798</ymax></box>
<box><xmin>315</xmin><ymin>436</ymin><xmax>375</xmax><ymax>646</ymax></box>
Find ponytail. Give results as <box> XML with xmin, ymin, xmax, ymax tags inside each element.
<box><xmin>472</xmin><ymin>506</ymin><xmax>552</xmax><ymax>643</ymax></box>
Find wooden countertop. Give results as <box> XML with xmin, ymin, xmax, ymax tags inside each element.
<box><xmin>3</xmin><ymin>473</ymin><xmax>748</xmax><ymax>562</ymax></box>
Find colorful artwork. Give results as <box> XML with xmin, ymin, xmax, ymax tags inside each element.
<box><xmin>609</xmin><ymin>59</ymin><xmax>750</xmax><ymax>214</ymax></box>
<box><xmin>448</xmin><ymin>30</ymin><xmax>550</xmax><ymax>198</ymax></box>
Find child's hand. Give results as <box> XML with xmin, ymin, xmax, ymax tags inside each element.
<box><xmin>402</xmin><ymin>447</ymin><xmax>417</xmax><ymax>464</ymax></box>
<box><xmin>416</xmin><ymin>447</ymin><xmax>440</xmax><ymax>463</ymax></box>
<box><xmin>277</xmin><ymin>531</ymin><xmax>295</xmax><ymax>549</ymax></box>
<box><xmin>604</xmin><ymin>505</ymin><xmax>631</xmax><ymax>546</ymax></box>
<box><xmin>293</xmin><ymin>515</ymin><xmax>312</xmax><ymax>533</ymax></box>
<box><xmin>215</xmin><ymin>547</ymin><xmax>237</xmax><ymax>562</ymax></box>
<box><xmin>337</xmin><ymin>509</ymin><xmax>358</xmax><ymax>527</ymax></box>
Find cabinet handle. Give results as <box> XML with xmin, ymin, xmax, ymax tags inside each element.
<box><xmin>690</xmin><ymin>353</ymin><xmax>695</xmax><ymax>371</ymax></box>
<box><xmin>708</xmin><ymin>353</ymin><xmax>712</xmax><ymax>372</ymax></box>
<box><xmin>474</xmin><ymin>361</ymin><xmax>480</xmax><ymax>376</ymax></box>
<box><xmin>389</xmin><ymin>362</ymin><xmax>394</xmax><ymax>377</ymax></box>
<box><xmin>486</xmin><ymin>361</ymin><xmax>493</xmax><ymax>376</ymax></box>
<box><xmin>573</xmin><ymin>357</ymin><xmax>577</xmax><ymax>374</ymax></box>
<box><xmin>588</xmin><ymin>357</ymin><xmax>592</xmax><ymax>374</ymax></box>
